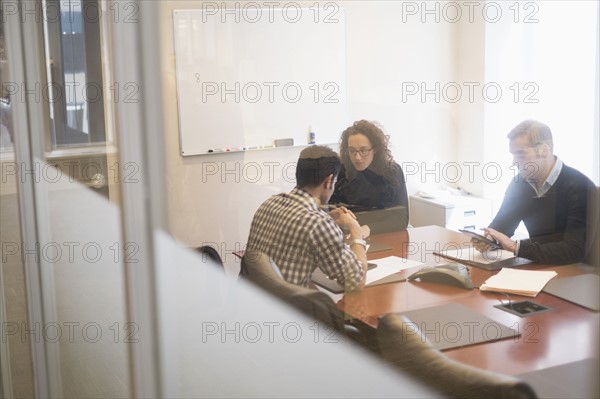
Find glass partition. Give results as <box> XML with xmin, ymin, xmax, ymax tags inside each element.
<box><xmin>1</xmin><ymin>5</ymin><xmax>35</xmax><ymax>394</ymax></box>
<box><xmin>1</xmin><ymin>1</ymin><xmax>131</xmax><ymax>397</ymax></box>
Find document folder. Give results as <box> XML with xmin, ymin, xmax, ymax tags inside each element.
<box><xmin>394</xmin><ymin>303</ymin><xmax>519</xmax><ymax>351</ymax></box>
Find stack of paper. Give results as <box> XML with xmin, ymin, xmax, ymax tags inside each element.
<box><xmin>480</xmin><ymin>268</ymin><xmax>558</xmax><ymax>297</ymax></box>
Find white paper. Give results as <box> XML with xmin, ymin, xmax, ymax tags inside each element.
<box><xmin>366</xmin><ymin>256</ymin><xmax>424</xmax><ymax>286</ymax></box>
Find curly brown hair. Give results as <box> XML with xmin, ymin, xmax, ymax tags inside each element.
<box><xmin>339</xmin><ymin>120</ymin><xmax>394</xmax><ymax>177</ymax></box>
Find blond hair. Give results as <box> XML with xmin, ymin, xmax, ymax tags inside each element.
<box><xmin>507</xmin><ymin>120</ymin><xmax>554</xmax><ymax>153</ymax></box>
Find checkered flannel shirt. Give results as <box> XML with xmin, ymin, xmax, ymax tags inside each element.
<box><xmin>246</xmin><ymin>187</ymin><xmax>364</xmax><ymax>290</ymax></box>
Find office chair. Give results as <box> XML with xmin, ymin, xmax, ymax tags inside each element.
<box><xmin>377</xmin><ymin>314</ymin><xmax>538</xmax><ymax>399</ymax></box>
<box><xmin>195</xmin><ymin>245</ymin><xmax>225</xmax><ymax>269</ymax></box>
<box><xmin>241</xmin><ymin>249</ymin><xmax>365</xmax><ymax>345</ymax></box>
<box><xmin>354</xmin><ymin>205</ymin><xmax>409</xmax><ymax>234</ymax></box>
<box><xmin>584</xmin><ymin>186</ymin><xmax>600</xmax><ymax>268</ymax></box>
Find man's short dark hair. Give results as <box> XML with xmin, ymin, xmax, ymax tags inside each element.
<box><xmin>296</xmin><ymin>145</ymin><xmax>341</xmax><ymax>188</ymax></box>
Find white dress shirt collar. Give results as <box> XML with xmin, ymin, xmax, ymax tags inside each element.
<box><xmin>529</xmin><ymin>156</ymin><xmax>563</xmax><ymax>197</ymax></box>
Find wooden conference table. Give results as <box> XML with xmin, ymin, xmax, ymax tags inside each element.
<box><xmin>338</xmin><ymin>225</ymin><xmax>599</xmax><ymax>377</ymax></box>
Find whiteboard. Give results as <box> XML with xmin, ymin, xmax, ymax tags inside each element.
<box><xmin>173</xmin><ymin>7</ymin><xmax>348</xmax><ymax>156</ymax></box>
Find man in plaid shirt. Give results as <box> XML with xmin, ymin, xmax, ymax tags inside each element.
<box><xmin>246</xmin><ymin>145</ymin><xmax>369</xmax><ymax>292</ymax></box>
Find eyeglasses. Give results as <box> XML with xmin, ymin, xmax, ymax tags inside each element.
<box><xmin>348</xmin><ymin>147</ymin><xmax>373</xmax><ymax>157</ymax></box>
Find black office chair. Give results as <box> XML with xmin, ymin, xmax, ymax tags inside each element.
<box><xmin>195</xmin><ymin>245</ymin><xmax>225</xmax><ymax>269</ymax></box>
<box><xmin>377</xmin><ymin>314</ymin><xmax>538</xmax><ymax>399</ymax></box>
<box><xmin>584</xmin><ymin>186</ymin><xmax>600</xmax><ymax>268</ymax></box>
<box><xmin>241</xmin><ymin>249</ymin><xmax>366</xmax><ymax>345</ymax></box>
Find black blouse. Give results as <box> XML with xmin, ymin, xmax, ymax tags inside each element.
<box><xmin>330</xmin><ymin>162</ymin><xmax>408</xmax><ymax>209</ymax></box>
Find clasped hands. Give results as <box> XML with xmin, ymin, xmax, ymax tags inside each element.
<box><xmin>329</xmin><ymin>206</ymin><xmax>371</xmax><ymax>239</ymax></box>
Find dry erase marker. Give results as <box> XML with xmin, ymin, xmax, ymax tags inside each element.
<box><xmin>308</xmin><ymin>126</ymin><xmax>316</xmax><ymax>144</ymax></box>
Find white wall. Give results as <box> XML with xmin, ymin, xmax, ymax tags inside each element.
<box><xmin>454</xmin><ymin>10</ymin><xmax>486</xmax><ymax>197</ymax></box>
<box><xmin>343</xmin><ymin>1</ymin><xmax>458</xmax><ymax>193</ymax></box>
<box><xmin>160</xmin><ymin>1</ymin><xmax>460</xmax><ymax>273</ymax></box>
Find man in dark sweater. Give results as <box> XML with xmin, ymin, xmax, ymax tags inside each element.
<box><xmin>477</xmin><ymin>120</ymin><xmax>597</xmax><ymax>265</ymax></box>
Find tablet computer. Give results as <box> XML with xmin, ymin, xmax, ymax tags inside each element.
<box><xmin>459</xmin><ymin>229</ymin><xmax>502</xmax><ymax>250</ymax></box>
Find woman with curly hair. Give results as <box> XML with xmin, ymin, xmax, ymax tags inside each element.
<box><xmin>330</xmin><ymin>120</ymin><xmax>408</xmax><ymax>210</ymax></box>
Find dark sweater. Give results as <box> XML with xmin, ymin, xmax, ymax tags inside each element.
<box><xmin>490</xmin><ymin>164</ymin><xmax>596</xmax><ymax>265</ymax></box>
<box><xmin>330</xmin><ymin>162</ymin><xmax>408</xmax><ymax>209</ymax></box>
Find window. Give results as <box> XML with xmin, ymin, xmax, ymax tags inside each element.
<box><xmin>0</xmin><ymin>4</ymin><xmax>13</xmax><ymax>152</ymax></box>
<box><xmin>43</xmin><ymin>0</ymin><xmax>106</xmax><ymax>148</ymax></box>
<box><xmin>482</xmin><ymin>0</ymin><xmax>599</xmax><ymax>204</ymax></box>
